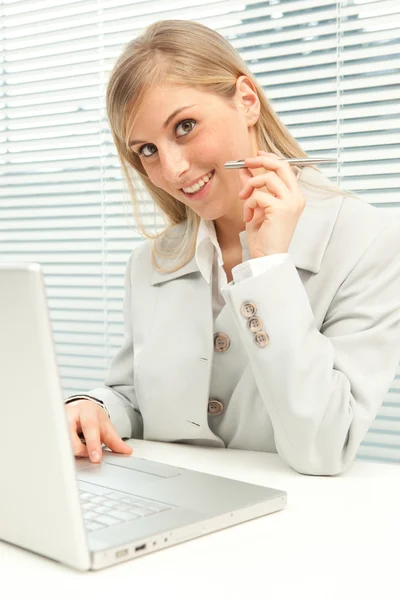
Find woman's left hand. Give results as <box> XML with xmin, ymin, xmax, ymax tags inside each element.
<box><xmin>238</xmin><ymin>151</ymin><xmax>306</xmax><ymax>259</ymax></box>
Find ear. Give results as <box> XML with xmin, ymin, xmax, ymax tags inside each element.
<box><xmin>235</xmin><ymin>75</ymin><xmax>260</xmax><ymax>123</ymax></box>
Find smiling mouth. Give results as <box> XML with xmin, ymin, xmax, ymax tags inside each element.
<box><xmin>181</xmin><ymin>170</ymin><xmax>215</xmax><ymax>194</ymax></box>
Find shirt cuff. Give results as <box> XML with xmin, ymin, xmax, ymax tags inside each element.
<box><xmin>232</xmin><ymin>253</ymin><xmax>289</xmax><ymax>284</ymax></box>
<box><xmin>64</xmin><ymin>395</ymin><xmax>110</xmax><ymax>419</ymax></box>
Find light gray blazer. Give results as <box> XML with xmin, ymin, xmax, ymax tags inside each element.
<box><xmin>87</xmin><ymin>168</ymin><xmax>400</xmax><ymax>475</ymax></box>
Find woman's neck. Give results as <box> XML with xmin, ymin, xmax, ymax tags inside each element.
<box><xmin>213</xmin><ymin>211</ymin><xmax>245</xmax><ymax>252</ymax></box>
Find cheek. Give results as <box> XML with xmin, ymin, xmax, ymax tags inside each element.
<box><xmin>190</xmin><ymin>127</ymin><xmax>223</xmax><ymax>158</ymax></box>
<box><xmin>145</xmin><ymin>166</ymin><xmax>164</xmax><ymax>189</ymax></box>
<box><xmin>146</xmin><ymin>167</ymin><xmax>184</xmax><ymax>202</ymax></box>
<box><xmin>215</xmin><ymin>124</ymin><xmax>248</xmax><ymax>158</ymax></box>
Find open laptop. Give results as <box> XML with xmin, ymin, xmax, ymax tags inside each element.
<box><xmin>0</xmin><ymin>263</ymin><xmax>287</xmax><ymax>571</ymax></box>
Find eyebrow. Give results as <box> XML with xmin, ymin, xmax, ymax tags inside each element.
<box><xmin>128</xmin><ymin>105</ymin><xmax>196</xmax><ymax>147</ymax></box>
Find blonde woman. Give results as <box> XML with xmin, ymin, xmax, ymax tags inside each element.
<box><xmin>65</xmin><ymin>20</ymin><xmax>400</xmax><ymax>475</ymax></box>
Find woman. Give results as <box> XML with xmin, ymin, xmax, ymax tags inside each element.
<box><xmin>65</xmin><ymin>20</ymin><xmax>400</xmax><ymax>475</ymax></box>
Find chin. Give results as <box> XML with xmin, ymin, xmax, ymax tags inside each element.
<box><xmin>195</xmin><ymin>209</ymin><xmax>224</xmax><ymax>222</ymax></box>
<box><xmin>197</xmin><ymin>201</ymin><xmax>228</xmax><ymax>221</ymax></box>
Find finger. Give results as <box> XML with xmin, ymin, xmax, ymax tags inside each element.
<box><xmin>237</xmin><ymin>165</ymin><xmax>254</xmax><ymax>190</ymax></box>
<box><xmin>244</xmin><ymin>153</ymin><xmax>297</xmax><ymax>192</ymax></box>
<box><xmin>100</xmin><ymin>421</ymin><xmax>133</xmax><ymax>456</ymax></box>
<box><xmin>257</xmin><ymin>151</ymin><xmax>298</xmax><ymax>191</ymax></box>
<box><xmin>66</xmin><ymin>406</ymin><xmax>90</xmax><ymax>457</ymax></box>
<box><xmin>237</xmin><ymin>166</ymin><xmax>266</xmax><ymax>202</ymax></box>
<box><xmin>243</xmin><ymin>190</ymin><xmax>278</xmax><ymax>222</ymax></box>
<box><xmin>68</xmin><ymin>426</ymin><xmax>90</xmax><ymax>458</ymax></box>
<box><xmin>239</xmin><ymin>172</ymin><xmax>289</xmax><ymax>200</ymax></box>
<box><xmin>80</xmin><ymin>412</ymin><xmax>104</xmax><ymax>463</ymax></box>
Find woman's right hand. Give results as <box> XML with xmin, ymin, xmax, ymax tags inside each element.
<box><xmin>65</xmin><ymin>400</ymin><xmax>133</xmax><ymax>463</ymax></box>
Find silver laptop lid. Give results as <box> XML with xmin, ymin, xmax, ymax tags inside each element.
<box><xmin>0</xmin><ymin>263</ymin><xmax>90</xmax><ymax>570</ymax></box>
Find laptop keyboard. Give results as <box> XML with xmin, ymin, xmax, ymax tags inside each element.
<box><xmin>80</xmin><ymin>489</ymin><xmax>172</xmax><ymax>532</ymax></box>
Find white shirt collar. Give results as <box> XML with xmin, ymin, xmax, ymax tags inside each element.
<box><xmin>195</xmin><ymin>218</ymin><xmax>249</xmax><ymax>284</ymax></box>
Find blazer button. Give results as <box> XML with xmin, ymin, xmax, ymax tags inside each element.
<box><xmin>254</xmin><ymin>331</ymin><xmax>269</xmax><ymax>348</ymax></box>
<box><xmin>208</xmin><ymin>399</ymin><xmax>224</xmax><ymax>416</ymax></box>
<box><xmin>248</xmin><ymin>316</ymin><xmax>263</xmax><ymax>333</ymax></box>
<box><xmin>214</xmin><ymin>332</ymin><xmax>231</xmax><ymax>352</ymax></box>
<box><xmin>240</xmin><ymin>301</ymin><xmax>257</xmax><ymax>318</ymax></box>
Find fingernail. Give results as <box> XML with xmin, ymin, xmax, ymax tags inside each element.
<box><xmin>91</xmin><ymin>451</ymin><xmax>100</xmax><ymax>462</ymax></box>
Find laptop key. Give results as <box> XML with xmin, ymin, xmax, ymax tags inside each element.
<box><xmin>151</xmin><ymin>504</ymin><xmax>171</xmax><ymax>513</ymax></box>
<box><xmin>90</xmin><ymin>496</ymin><xmax>105</xmax><ymax>504</ymax></box>
<box><xmin>82</xmin><ymin>502</ymin><xmax>97</xmax><ymax>510</ymax></box>
<box><xmin>136</xmin><ymin>500</ymin><xmax>171</xmax><ymax>512</ymax></box>
<box><xmin>117</xmin><ymin>498</ymin><xmax>137</xmax><ymax>507</ymax></box>
<box><xmin>93</xmin><ymin>506</ymin><xmax>111</xmax><ymax>515</ymax></box>
<box><xmin>86</xmin><ymin>521</ymin><xmax>106</xmax><ymax>532</ymax></box>
<box><xmin>104</xmin><ymin>492</ymin><xmax>128</xmax><ymax>501</ymax></box>
<box><xmin>102</xmin><ymin>500</ymin><xmax>119</xmax><ymax>508</ymax></box>
<box><xmin>83</xmin><ymin>510</ymin><xmax>99</xmax><ymax>520</ymax></box>
<box><xmin>131</xmin><ymin>502</ymin><xmax>158</xmax><ymax>512</ymax></box>
<box><xmin>93</xmin><ymin>514</ymin><xmax>123</xmax><ymax>527</ymax></box>
<box><xmin>115</xmin><ymin>503</ymin><xmax>131</xmax><ymax>512</ymax></box>
<box><xmin>108</xmin><ymin>510</ymin><xmax>140</xmax><ymax>522</ymax></box>
<box><xmin>129</xmin><ymin>507</ymin><xmax>155</xmax><ymax>517</ymax></box>
<box><xmin>80</xmin><ymin>492</ymin><xmax>95</xmax><ymax>501</ymax></box>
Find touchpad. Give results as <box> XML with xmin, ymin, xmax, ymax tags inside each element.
<box><xmin>76</xmin><ymin>462</ymin><xmax>162</xmax><ymax>489</ymax></box>
<box><xmin>101</xmin><ymin>453</ymin><xmax>182</xmax><ymax>478</ymax></box>
<box><xmin>75</xmin><ymin>452</ymin><xmax>182</xmax><ymax>479</ymax></box>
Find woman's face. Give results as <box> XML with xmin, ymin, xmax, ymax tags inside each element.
<box><xmin>128</xmin><ymin>81</ymin><xmax>259</xmax><ymax>221</ymax></box>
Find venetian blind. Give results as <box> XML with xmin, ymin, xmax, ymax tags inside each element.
<box><xmin>0</xmin><ymin>0</ymin><xmax>399</xmax><ymax>463</ymax></box>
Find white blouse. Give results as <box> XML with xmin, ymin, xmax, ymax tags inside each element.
<box><xmin>195</xmin><ymin>217</ymin><xmax>287</xmax><ymax>322</ymax></box>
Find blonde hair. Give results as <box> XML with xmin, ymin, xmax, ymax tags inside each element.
<box><xmin>106</xmin><ymin>19</ymin><xmax>353</xmax><ymax>273</ymax></box>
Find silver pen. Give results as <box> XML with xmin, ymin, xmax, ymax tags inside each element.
<box><xmin>224</xmin><ymin>157</ymin><xmax>337</xmax><ymax>168</ymax></box>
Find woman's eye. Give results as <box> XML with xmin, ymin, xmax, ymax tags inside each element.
<box><xmin>138</xmin><ymin>143</ymin><xmax>157</xmax><ymax>157</ymax></box>
<box><xmin>137</xmin><ymin>120</ymin><xmax>195</xmax><ymax>157</ymax></box>
<box><xmin>176</xmin><ymin>119</ymin><xmax>196</xmax><ymax>137</ymax></box>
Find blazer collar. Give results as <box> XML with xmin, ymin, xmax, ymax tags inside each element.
<box><xmin>151</xmin><ymin>168</ymin><xmax>344</xmax><ymax>285</ymax></box>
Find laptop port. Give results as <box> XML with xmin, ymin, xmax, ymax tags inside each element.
<box><xmin>135</xmin><ymin>543</ymin><xmax>146</xmax><ymax>552</ymax></box>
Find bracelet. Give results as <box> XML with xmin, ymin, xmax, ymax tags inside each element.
<box><xmin>64</xmin><ymin>395</ymin><xmax>110</xmax><ymax>419</ymax></box>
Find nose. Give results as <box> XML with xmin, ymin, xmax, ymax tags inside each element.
<box><xmin>159</xmin><ymin>145</ymin><xmax>190</xmax><ymax>186</ymax></box>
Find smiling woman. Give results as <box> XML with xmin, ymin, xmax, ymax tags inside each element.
<box><xmin>124</xmin><ymin>82</ymin><xmax>265</xmax><ymax>246</ymax></box>
<box><xmin>64</xmin><ymin>19</ymin><xmax>400</xmax><ymax>477</ymax></box>
<box><xmin>106</xmin><ymin>19</ymin><xmax>349</xmax><ymax>272</ymax></box>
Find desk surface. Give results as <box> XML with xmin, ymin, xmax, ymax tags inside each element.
<box><xmin>1</xmin><ymin>440</ymin><xmax>399</xmax><ymax>600</ymax></box>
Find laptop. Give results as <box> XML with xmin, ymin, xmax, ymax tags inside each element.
<box><xmin>0</xmin><ymin>263</ymin><xmax>287</xmax><ymax>571</ymax></box>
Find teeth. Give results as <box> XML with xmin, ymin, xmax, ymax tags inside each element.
<box><xmin>183</xmin><ymin>171</ymin><xmax>214</xmax><ymax>194</ymax></box>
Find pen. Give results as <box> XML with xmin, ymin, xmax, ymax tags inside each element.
<box><xmin>224</xmin><ymin>157</ymin><xmax>337</xmax><ymax>168</ymax></box>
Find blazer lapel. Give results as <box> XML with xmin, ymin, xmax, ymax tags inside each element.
<box><xmin>289</xmin><ymin>167</ymin><xmax>344</xmax><ymax>274</ymax></box>
<box><xmin>151</xmin><ymin>254</ymin><xmax>200</xmax><ymax>284</ymax></box>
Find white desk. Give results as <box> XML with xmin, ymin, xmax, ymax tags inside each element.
<box><xmin>1</xmin><ymin>440</ymin><xmax>399</xmax><ymax>600</ymax></box>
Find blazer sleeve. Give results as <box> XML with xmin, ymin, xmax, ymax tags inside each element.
<box><xmin>222</xmin><ymin>219</ymin><xmax>400</xmax><ymax>476</ymax></box>
<box><xmin>83</xmin><ymin>248</ymin><xmax>143</xmax><ymax>440</ymax></box>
